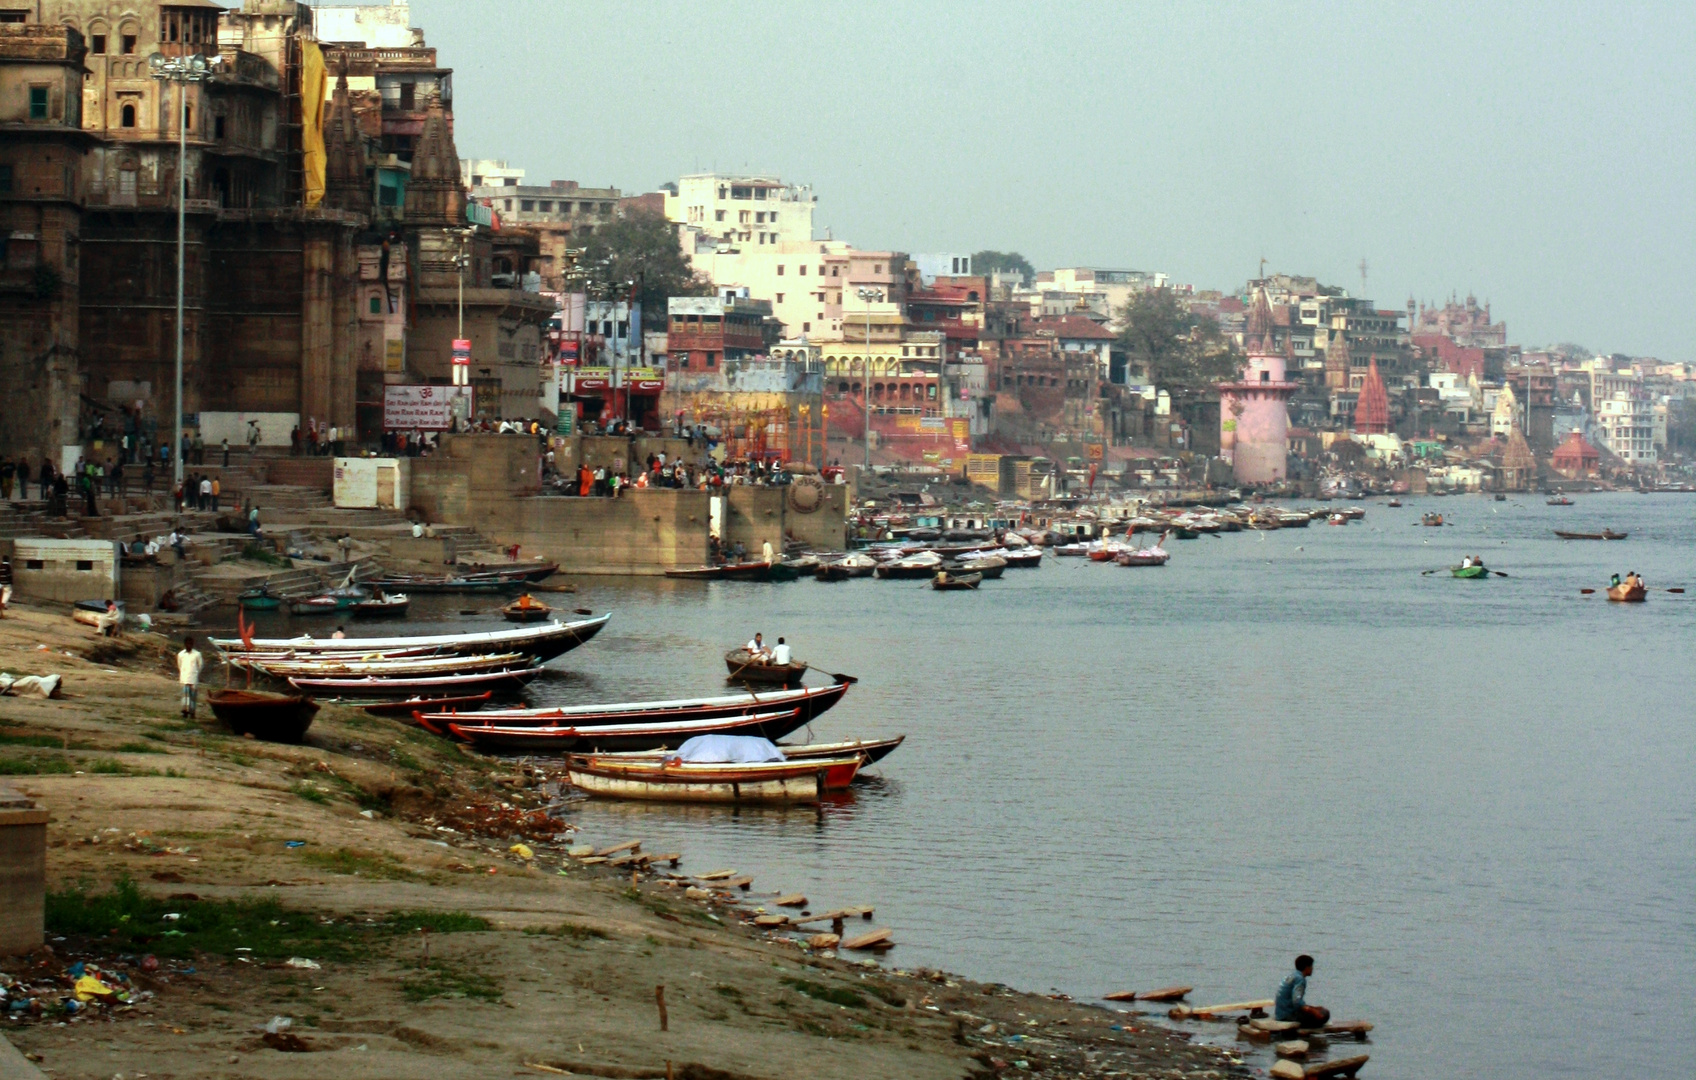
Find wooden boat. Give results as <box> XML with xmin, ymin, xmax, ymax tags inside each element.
<box><xmin>1607</xmin><ymin>582</ymin><xmax>1647</xmax><ymax>602</ymax></box>
<box><xmin>455</xmin><ymin>561</ymin><xmax>560</xmax><ymax>582</ymax></box>
<box><xmin>237</xmin><ymin>587</ymin><xmax>282</xmax><ymax>611</ymax></box>
<box><xmin>603</xmin><ymin>736</ymin><xmax>904</xmax><ymax>769</ymax></box>
<box><xmin>1000</xmin><ymin>548</ymin><xmax>1043</xmax><ymax>568</ymax></box>
<box><xmin>72</xmin><ymin>599</ymin><xmax>123</xmax><ymax>627</ymax></box>
<box><xmin>1386</xmin><ymin>499</ymin><xmax>1403</xmax><ymax>508</ymax></box>
<box><xmin>1087</xmin><ymin>547</ymin><xmax>1118</xmax><ymax>562</ymax></box>
<box><xmin>502</xmin><ymin>594</ymin><xmax>552</xmax><ymax>622</ymax></box>
<box><xmin>240</xmin><ymin>651</ymin><xmax>531</xmax><ymax>678</ymax></box>
<box><xmin>287</xmin><ymin>665</ymin><xmax>544</xmax><ymax>695</ymax></box>
<box><xmin>565</xmin><ymin>753</ymin><xmax>861</xmax><ymax>803</ymax></box>
<box><xmin>289</xmin><ymin>594</ymin><xmax>349</xmax><ymax>616</ymax></box>
<box><xmin>207</xmin><ymin>688</ymin><xmax>319</xmax><ymax>743</ymax></box>
<box><xmin>663</xmin><ymin>564</ymin><xmax>725</xmax><ymax>580</ymax></box>
<box><xmin>955</xmin><ymin>555</ymin><xmax>1006</xmax><ymax>579</ymax></box>
<box><xmin>1451</xmin><ymin>564</ymin><xmax>1488</xmax><ymax>578</ymax></box>
<box><xmin>1554</xmin><ymin>529</ymin><xmax>1627</xmax><ymax>540</ymax></box>
<box><xmin>424</xmin><ymin>676</ymin><xmax>853</xmax><ymax>730</ymax></box>
<box><xmin>932</xmin><ymin>570</ymin><xmax>982</xmax><ymax>590</ymax></box>
<box><xmin>874</xmin><ymin>551</ymin><xmax>943</xmax><ymax>578</ymax></box>
<box><xmin>360</xmin><ymin>691</ymin><xmax>492</xmax><ymax>718</ymax></box>
<box><xmin>718</xmin><ymin>560</ymin><xmax>799</xmax><ymax>582</ymax></box>
<box><xmin>816</xmin><ymin>553</ymin><xmax>876</xmax><ymax>581</ymax></box>
<box><xmin>1422</xmin><ymin>513</ymin><xmax>1445</xmax><ymax>526</ymax></box>
<box><xmin>350</xmin><ymin>592</ymin><xmax>409</xmax><ymax>618</ymax></box>
<box><xmin>447</xmin><ymin>706</ymin><xmax>810</xmax><ymax>753</ymax></box>
<box><xmin>211</xmin><ymin>613</ymin><xmax>611</xmax><ymax>663</ymax></box>
<box><xmin>1115</xmin><ymin>548</ymin><xmax>1169</xmax><ymax>567</ymax></box>
<box><xmin>1547</xmin><ymin>496</ymin><xmax>1574</xmax><ymax>506</ymax></box>
<box><xmin>1328</xmin><ymin>513</ymin><xmax>1348</xmax><ymax>525</ymax></box>
<box><xmin>724</xmin><ymin>648</ymin><xmax>808</xmax><ymax>686</ymax></box>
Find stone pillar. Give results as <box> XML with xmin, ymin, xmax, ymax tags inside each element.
<box><xmin>300</xmin><ymin>230</ymin><xmax>334</xmax><ymax>427</ymax></box>
<box><xmin>329</xmin><ymin>226</ymin><xmax>358</xmax><ymax>432</ymax></box>
<box><xmin>0</xmin><ymin>786</ymin><xmax>48</xmax><ymax>956</ymax></box>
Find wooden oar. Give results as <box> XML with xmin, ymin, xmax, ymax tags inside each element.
<box><xmin>1492</xmin><ymin>570</ymin><xmax>1510</xmax><ymax>577</ymax></box>
<box><xmin>1580</xmin><ymin>588</ymin><xmax>1596</xmax><ymax>595</ymax></box>
<box><xmin>1666</xmin><ymin>588</ymin><xmax>1686</xmax><ymax>594</ymax></box>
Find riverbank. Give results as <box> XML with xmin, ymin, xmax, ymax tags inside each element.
<box><xmin>0</xmin><ymin>603</ymin><xmax>1239</xmax><ymax>1080</ymax></box>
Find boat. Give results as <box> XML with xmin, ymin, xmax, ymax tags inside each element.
<box><xmin>1000</xmin><ymin>548</ymin><xmax>1044</xmax><ymax>568</ymax></box>
<box><xmin>1547</xmin><ymin>496</ymin><xmax>1574</xmax><ymax>506</ymax></box>
<box><xmin>815</xmin><ymin>553</ymin><xmax>876</xmax><ymax>581</ymax></box>
<box><xmin>1422</xmin><ymin>513</ymin><xmax>1445</xmax><ymax>527</ymax></box>
<box><xmin>663</xmin><ymin>564</ymin><xmax>725</xmax><ymax>580</ymax></box>
<box><xmin>359</xmin><ymin>692</ymin><xmax>493</xmax><ymax>718</ymax></box>
<box><xmin>1451</xmin><ymin>564</ymin><xmax>1489</xmax><ymax>578</ymax></box>
<box><xmin>954</xmin><ymin>554</ymin><xmax>1006</xmax><ymax>579</ymax></box>
<box><xmin>874</xmin><ymin>551</ymin><xmax>943</xmax><ymax>578</ymax></box>
<box><xmin>565</xmin><ymin>754</ymin><xmax>862</xmax><ymax>803</ymax></box>
<box><xmin>350</xmin><ymin>592</ymin><xmax>409</xmax><ymax>618</ymax></box>
<box><xmin>1554</xmin><ymin>529</ymin><xmax>1628</xmax><ymax>541</ymax></box>
<box><xmin>207</xmin><ymin>689</ymin><xmax>319</xmax><ymax>743</ymax></box>
<box><xmin>288</xmin><ymin>665</ymin><xmax>544</xmax><ymax>695</ymax></box>
<box><xmin>237</xmin><ymin>587</ymin><xmax>282</xmax><ymax>611</ymax></box>
<box><xmin>361</xmin><ymin>573</ymin><xmax>515</xmax><ymax>593</ymax></box>
<box><xmin>1607</xmin><ymin>582</ymin><xmax>1647</xmax><ymax>602</ymax></box>
<box><xmin>238</xmin><ymin>651</ymin><xmax>532</xmax><ymax>678</ymax></box>
<box><xmin>454</xmin><ymin>561</ymin><xmax>560</xmax><ymax>582</ymax></box>
<box><xmin>72</xmin><ymin>599</ymin><xmax>123</xmax><ymax>627</ymax></box>
<box><xmin>502</xmin><ymin>594</ymin><xmax>552</xmax><ymax>622</ymax></box>
<box><xmin>719</xmin><ymin>560</ymin><xmax>799</xmax><ymax>583</ymax></box>
<box><xmin>421</xmin><ymin>675</ymin><xmax>853</xmax><ymax>731</ymax></box>
<box><xmin>289</xmin><ymin>594</ymin><xmax>353</xmax><ymax>616</ymax></box>
<box><xmin>1115</xmin><ymin>547</ymin><xmax>1169</xmax><ymax>567</ymax></box>
<box><xmin>932</xmin><ymin>570</ymin><xmax>982</xmax><ymax>591</ymax></box>
<box><xmin>1386</xmin><ymin>499</ymin><xmax>1403</xmax><ymax>508</ymax></box>
<box><xmin>447</xmin><ymin>706</ymin><xmax>811</xmax><ymax>753</ymax></box>
<box><xmin>604</xmin><ymin>735</ymin><xmax>906</xmax><ymax>769</ymax></box>
<box><xmin>1328</xmin><ymin>513</ymin><xmax>1348</xmax><ymax>525</ymax></box>
<box><xmin>211</xmin><ymin>613</ymin><xmax>611</xmax><ymax>663</ymax></box>
<box><xmin>724</xmin><ymin>648</ymin><xmax>808</xmax><ymax>686</ymax></box>
<box><xmin>1494</xmin><ymin>493</ymin><xmax>1507</xmax><ymax>501</ymax></box>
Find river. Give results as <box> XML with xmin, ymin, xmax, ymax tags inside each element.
<box><xmin>255</xmin><ymin>491</ymin><xmax>1696</xmax><ymax>1079</ymax></box>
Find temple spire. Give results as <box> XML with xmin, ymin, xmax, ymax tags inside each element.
<box><xmin>1354</xmin><ymin>354</ymin><xmax>1390</xmax><ymax>435</ymax></box>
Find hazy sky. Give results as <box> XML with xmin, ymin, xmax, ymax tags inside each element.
<box><xmin>416</xmin><ymin>0</ymin><xmax>1694</xmax><ymax>359</ymax></box>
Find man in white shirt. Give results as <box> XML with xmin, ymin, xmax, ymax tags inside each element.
<box><xmin>761</xmin><ymin>539</ymin><xmax>774</xmax><ymax>565</ymax></box>
<box><xmin>745</xmin><ymin>632</ymin><xmax>766</xmax><ymax>656</ymax></box>
<box><xmin>771</xmin><ymin>637</ymin><xmax>791</xmax><ymax>665</ymax></box>
<box><xmin>177</xmin><ymin>637</ymin><xmax>204</xmax><ymax>718</ymax></box>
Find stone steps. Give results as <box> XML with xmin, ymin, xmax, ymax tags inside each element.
<box><xmin>246</xmin><ymin>484</ymin><xmax>333</xmax><ymax>510</ymax></box>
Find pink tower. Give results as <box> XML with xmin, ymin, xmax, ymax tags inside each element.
<box><xmin>1219</xmin><ymin>288</ymin><xmax>1295</xmax><ymax>485</ymax></box>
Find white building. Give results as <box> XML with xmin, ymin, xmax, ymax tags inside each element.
<box><xmin>311</xmin><ymin>0</ymin><xmax>420</xmax><ymax>48</ymax></box>
<box><xmin>1597</xmin><ymin>391</ymin><xmax>1656</xmax><ymax>465</ymax></box>
<box><xmin>666</xmin><ymin>174</ymin><xmax>815</xmax><ymax>247</ymax></box>
<box><xmin>460</xmin><ymin>158</ymin><xmax>525</xmax><ymax>189</ymax></box>
<box><xmin>910</xmin><ymin>253</ymin><xmax>973</xmax><ymax>283</ymax></box>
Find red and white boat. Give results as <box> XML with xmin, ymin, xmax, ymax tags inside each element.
<box><xmin>211</xmin><ymin>613</ymin><xmax>610</xmax><ymax>664</ymax></box>
<box><xmin>565</xmin><ymin>753</ymin><xmax>862</xmax><ymax>803</ymax></box>
<box><xmin>288</xmin><ymin>665</ymin><xmax>544</xmax><ymax>696</ymax></box>
<box><xmin>1115</xmin><ymin>546</ymin><xmax>1170</xmax><ymax>567</ymax></box>
<box><xmin>444</xmin><ymin>707</ymin><xmax>809</xmax><ymax>753</ymax></box>
<box><xmin>419</xmin><ymin>674</ymin><xmax>853</xmax><ymax>731</ymax></box>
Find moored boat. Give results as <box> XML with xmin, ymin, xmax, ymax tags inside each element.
<box><xmin>816</xmin><ymin>553</ymin><xmax>876</xmax><ymax>580</ymax></box>
<box><xmin>237</xmin><ymin>587</ymin><xmax>282</xmax><ymax>611</ymax></box>
<box><xmin>287</xmin><ymin>665</ymin><xmax>544</xmax><ymax>695</ymax></box>
<box><xmin>207</xmin><ymin>689</ymin><xmax>319</xmax><ymax>743</ymax></box>
<box><xmin>1000</xmin><ymin>547</ymin><xmax>1044</xmax><ymax>568</ymax></box>
<box><xmin>422</xmin><ymin>675</ymin><xmax>853</xmax><ymax>731</ymax></box>
<box><xmin>1115</xmin><ymin>547</ymin><xmax>1169</xmax><ymax>567</ymax></box>
<box><xmin>359</xmin><ymin>691</ymin><xmax>493</xmax><ymax>718</ymax></box>
<box><xmin>724</xmin><ymin>648</ymin><xmax>808</xmax><ymax>686</ymax></box>
<box><xmin>873</xmin><ymin>551</ymin><xmax>943</xmax><ymax>578</ymax></box>
<box><xmin>288</xmin><ymin>595</ymin><xmax>346</xmax><ymax>616</ymax></box>
<box><xmin>211</xmin><ymin>613</ymin><xmax>611</xmax><ymax>662</ymax></box>
<box><xmin>565</xmin><ymin>754</ymin><xmax>860</xmax><ymax>803</ymax></box>
<box><xmin>237</xmin><ymin>651</ymin><xmax>531</xmax><ymax>678</ymax></box>
<box><xmin>954</xmin><ymin>554</ymin><xmax>1006</xmax><ymax>579</ymax></box>
<box><xmin>447</xmin><ymin>706</ymin><xmax>811</xmax><ymax>753</ymax></box>
<box><xmin>350</xmin><ymin>592</ymin><xmax>409</xmax><ymax>617</ymax></box>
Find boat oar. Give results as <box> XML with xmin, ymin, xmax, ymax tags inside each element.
<box><xmin>1579</xmin><ymin>588</ymin><xmax>1596</xmax><ymax>595</ymax></box>
<box><xmin>1492</xmin><ymin>571</ymin><xmax>1510</xmax><ymax>578</ymax></box>
<box><xmin>1666</xmin><ymin>588</ymin><xmax>1686</xmax><ymax>594</ymax></box>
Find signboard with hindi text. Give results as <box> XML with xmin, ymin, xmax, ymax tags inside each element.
<box><xmin>382</xmin><ymin>385</ymin><xmax>472</xmax><ymax>431</ymax></box>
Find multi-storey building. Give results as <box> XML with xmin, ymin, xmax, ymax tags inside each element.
<box><xmin>666</xmin><ymin>173</ymin><xmax>815</xmax><ymax>247</ymax></box>
<box><xmin>461</xmin><ymin>161</ymin><xmax>619</xmax><ymax>291</ymax></box>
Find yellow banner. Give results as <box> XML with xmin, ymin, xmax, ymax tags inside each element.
<box><xmin>301</xmin><ymin>40</ymin><xmax>327</xmax><ymax>208</ymax></box>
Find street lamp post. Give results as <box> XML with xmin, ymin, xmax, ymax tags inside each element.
<box><xmin>855</xmin><ymin>286</ymin><xmax>881</xmax><ymax>473</ymax></box>
<box><xmin>148</xmin><ymin>51</ymin><xmax>215</xmax><ymax>489</ymax></box>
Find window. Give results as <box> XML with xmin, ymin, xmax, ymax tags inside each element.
<box><xmin>798</xmin><ymin>265</ymin><xmax>806</xmax><ymax>276</ymax></box>
<box><xmin>831</xmin><ymin>266</ymin><xmax>838</xmax><ymax>277</ymax></box>
<box><xmin>707</xmin><ymin>352</ymin><xmax>717</xmax><ymax>368</ymax></box>
<box><xmin>214</xmin><ymin>114</ymin><xmax>225</xmax><ymax>139</ymax></box>
<box><xmin>520</xmin><ymin>200</ymin><xmax>534</xmax><ymax>211</ymax></box>
<box><xmin>184</xmin><ymin>105</ymin><xmax>191</xmax><ymax>129</ymax></box>
<box><xmin>369</xmin><ymin>295</ymin><xmax>382</xmax><ymax>314</ymax></box>
<box><xmin>0</xmin><ymin>164</ymin><xmax>10</xmax><ymax>193</ymax></box>
<box><xmin>122</xmin><ymin>33</ymin><xmax>136</xmax><ymax>54</ymax></box>
<box><xmin>504</xmin><ymin>199</ymin><xmax>512</xmax><ymax>210</ymax></box>
<box><xmin>803</xmin><ymin>322</ymin><xmax>811</xmax><ymax>332</ymax></box>
<box><xmin>23</xmin><ymin>559</ymin><xmax>43</xmax><ymax>571</ymax></box>
<box><xmin>76</xmin><ymin>560</ymin><xmax>94</xmax><ymax>571</ymax></box>
<box><xmin>714</xmin><ymin>209</ymin><xmax>725</xmax><ymax>222</ymax></box>
<box><xmin>538</xmin><ymin>200</ymin><xmax>552</xmax><ymax>211</ymax></box>
<box><xmin>121</xmin><ymin>103</ymin><xmax>136</xmax><ymax>128</ymax></box>
<box><xmin>776</xmin><ymin>293</ymin><xmax>784</xmax><ymax>303</ymax></box>
<box><xmin>0</xmin><ymin>11</ymin><xmax>26</xmax><ymax>23</ymax></box>
<box><xmin>755</xmin><ymin>212</ymin><xmax>765</xmax><ymax>223</ymax></box>
<box><xmin>29</xmin><ymin>86</ymin><xmax>47</xmax><ymax>120</ymax></box>
<box><xmin>91</xmin><ymin>33</ymin><xmax>107</xmax><ymax>54</ymax></box>
<box><xmin>399</xmin><ymin>82</ymin><xmax>415</xmax><ymax>110</ymax></box>
<box><xmin>776</xmin><ymin>265</ymin><xmax>784</xmax><ymax>276</ymax></box>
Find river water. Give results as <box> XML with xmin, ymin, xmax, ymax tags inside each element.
<box><xmin>266</xmin><ymin>492</ymin><xmax>1696</xmax><ymax>1079</ymax></box>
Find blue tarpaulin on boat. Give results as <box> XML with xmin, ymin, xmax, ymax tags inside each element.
<box><xmin>666</xmin><ymin>735</ymin><xmax>785</xmax><ymax>764</ymax></box>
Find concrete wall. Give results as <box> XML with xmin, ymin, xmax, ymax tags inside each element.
<box><xmin>0</xmin><ymin>791</ymin><xmax>48</xmax><ymax>956</ymax></box>
<box><xmin>12</xmin><ymin>539</ymin><xmax>119</xmax><ymax>603</ymax></box>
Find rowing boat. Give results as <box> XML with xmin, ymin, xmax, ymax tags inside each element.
<box><xmin>418</xmin><ymin>675</ymin><xmax>853</xmax><ymax>731</ymax></box>
<box><xmin>359</xmin><ymin>691</ymin><xmax>493</xmax><ymax>718</ymax></box>
<box><xmin>1554</xmin><ymin>529</ymin><xmax>1628</xmax><ymax>540</ymax></box>
<box><xmin>1451</xmin><ymin>564</ymin><xmax>1488</xmax><ymax>578</ymax></box>
<box><xmin>446</xmin><ymin>706</ymin><xmax>810</xmax><ymax>753</ymax></box>
<box><xmin>1116</xmin><ymin>548</ymin><xmax>1169</xmax><ymax>567</ymax></box>
<box><xmin>932</xmin><ymin>570</ymin><xmax>981</xmax><ymax>590</ymax></box>
<box><xmin>565</xmin><ymin>754</ymin><xmax>861</xmax><ymax>803</ymax></box>
<box><xmin>211</xmin><ymin>613</ymin><xmax>610</xmax><ymax>663</ymax></box>
<box><xmin>288</xmin><ymin>665</ymin><xmax>544</xmax><ymax>695</ymax></box>
<box><xmin>238</xmin><ymin>651</ymin><xmax>531</xmax><ymax>677</ymax></box>
<box><xmin>350</xmin><ymin>593</ymin><xmax>409</xmax><ymax>617</ymax></box>
<box><xmin>1607</xmin><ymin>582</ymin><xmax>1647</xmax><ymax>602</ymax></box>
<box><xmin>502</xmin><ymin>595</ymin><xmax>552</xmax><ymax>622</ymax></box>
<box><xmin>593</xmin><ymin>735</ymin><xmax>905</xmax><ymax>768</ymax></box>
<box><xmin>207</xmin><ymin>689</ymin><xmax>319</xmax><ymax>743</ymax></box>
<box><xmin>724</xmin><ymin>648</ymin><xmax>808</xmax><ymax>686</ymax></box>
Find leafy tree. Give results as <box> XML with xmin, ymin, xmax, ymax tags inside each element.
<box><xmin>578</xmin><ymin>209</ymin><xmax>712</xmax><ymax>312</ymax></box>
<box><xmin>1117</xmin><ymin>287</ymin><xmax>1239</xmax><ymax>393</ymax></box>
<box><xmin>971</xmin><ymin>250</ymin><xmax>1035</xmax><ymax>282</ymax></box>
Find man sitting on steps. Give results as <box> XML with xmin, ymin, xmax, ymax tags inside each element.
<box><xmin>1275</xmin><ymin>954</ymin><xmax>1330</xmax><ymax>1029</ymax></box>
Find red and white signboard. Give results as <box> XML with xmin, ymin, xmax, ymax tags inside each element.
<box><xmin>383</xmin><ymin>384</ymin><xmax>471</xmax><ymax>430</ymax></box>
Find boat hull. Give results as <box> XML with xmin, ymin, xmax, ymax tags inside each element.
<box><xmin>724</xmin><ymin>650</ymin><xmax>807</xmax><ymax>686</ymax></box>
<box><xmin>212</xmin><ymin>613</ymin><xmax>610</xmax><ymax>663</ymax></box>
<box><xmin>448</xmin><ymin>707</ymin><xmax>811</xmax><ymax>753</ymax></box>
<box><xmin>360</xmin><ymin>692</ymin><xmax>492</xmax><ymax>718</ymax></box>
<box><xmin>427</xmin><ymin>676</ymin><xmax>852</xmax><ymax>731</ymax></box>
<box><xmin>1607</xmin><ymin>584</ymin><xmax>1647</xmax><ymax>602</ymax></box>
<box><xmin>565</xmin><ymin>755</ymin><xmax>860</xmax><ymax>802</ymax></box>
<box><xmin>207</xmin><ymin>690</ymin><xmax>319</xmax><ymax>743</ymax></box>
<box><xmin>289</xmin><ymin>666</ymin><xmax>543</xmax><ymax>695</ymax></box>
<box><xmin>1451</xmin><ymin>565</ymin><xmax>1488</xmax><ymax>578</ymax></box>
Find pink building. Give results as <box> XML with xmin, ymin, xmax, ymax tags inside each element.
<box><xmin>1219</xmin><ymin>290</ymin><xmax>1296</xmax><ymax>485</ymax></box>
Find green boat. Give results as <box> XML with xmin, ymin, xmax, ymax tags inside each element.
<box><xmin>238</xmin><ymin>588</ymin><xmax>282</xmax><ymax>610</ymax></box>
<box><xmin>1451</xmin><ymin>564</ymin><xmax>1488</xmax><ymax>578</ymax></box>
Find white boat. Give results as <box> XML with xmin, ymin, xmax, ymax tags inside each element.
<box><xmin>236</xmin><ymin>651</ymin><xmax>530</xmax><ymax>677</ymax></box>
<box><xmin>211</xmin><ymin>613</ymin><xmax>610</xmax><ymax>663</ymax></box>
<box><xmin>873</xmin><ymin>551</ymin><xmax>943</xmax><ymax>579</ymax></box>
<box><xmin>288</xmin><ymin>665</ymin><xmax>544</xmax><ymax>694</ymax></box>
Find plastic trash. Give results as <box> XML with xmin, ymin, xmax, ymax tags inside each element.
<box><xmin>264</xmin><ymin>1016</ymin><xmax>292</xmax><ymax>1034</ymax></box>
<box><xmin>508</xmin><ymin>843</ymin><xmax>534</xmax><ymax>860</ymax></box>
<box><xmin>285</xmin><ymin>957</ymin><xmax>321</xmax><ymax>970</ymax></box>
<box><xmin>74</xmin><ymin>974</ymin><xmax>115</xmax><ymax>1002</ymax></box>
<box><xmin>285</xmin><ymin>840</ymin><xmax>306</xmax><ymax>848</ymax></box>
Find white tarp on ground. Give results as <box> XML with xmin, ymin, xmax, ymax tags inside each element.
<box><xmin>665</xmin><ymin>735</ymin><xmax>785</xmax><ymax>764</ymax></box>
<box><xmin>0</xmin><ymin>673</ymin><xmax>62</xmax><ymax>698</ymax></box>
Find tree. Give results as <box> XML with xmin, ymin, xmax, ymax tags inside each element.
<box><xmin>1117</xmin><ymin>288</ymin><xmax>1239</xmax><ymax>394</ymax></box>
<box><xmin>578</xmin><ymin>209</ymin><xmax>712</xmax><ymax>313</ymax></box>
<box><xmin>971</xmin><ymin>250</ymin><xmax>1034</xmax><ymax>283</ymax></box>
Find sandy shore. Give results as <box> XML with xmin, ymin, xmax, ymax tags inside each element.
<box><xmin>0</xmin><ymin>602</ymin><xmax>1241</xmax><ymax>1079</ymax></box>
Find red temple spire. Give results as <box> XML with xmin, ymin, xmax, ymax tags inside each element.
<box><xmin>1354</xmin><ymin>355</ymin><xmax>1390</xmax><ymax>434</ymax></box>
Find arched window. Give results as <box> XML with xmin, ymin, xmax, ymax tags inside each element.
<box><xmin>838</xmin><ymin>381</ymin><xmax>849</xmax><ymax>394</ymax></box>
<box><xmin>121</xmin><ymin>103</ymin><xmax>136</xmax><ymax>127</ymax></box>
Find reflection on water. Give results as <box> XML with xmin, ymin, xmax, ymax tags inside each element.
<box><xmin>232</xmin><ymin>494</ymin><xmax>1696</xmax><ymax>1080</ymax></box>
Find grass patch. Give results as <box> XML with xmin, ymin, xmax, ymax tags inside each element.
<box><xmin>45</xmin><ymin>878</ymin><xmax>487</xmax><ymax>961</ymax></box>
<box><xmin>86</xmin><ymin>758</ymin><xmax>131</xmax><ymax>774</ymax></box>
<box><xmin>115</xmin><ymin>741</ymin><xmax>168</xmax><ymax>754</ymax></box>
<box><xmin>242</xmin><ymin>543</ymin><xmax>290</xmax><ymax>567</ymax></box>
<box><xmin>0</xmin><ymin>756</ymin><xmax>73</xmax><ymax>775</ymax></box>
<box><xmin>522</xmin><ymin>922</ymin><xmax>607</xmax><ymax>942</ymax></box>
<box><xmin>0</xmin><ymin>730</ymin><xmax>78</xmax><ymax>749</ymax></box>
<box><xmin>290</xmin><ymin>781</ymin><xmax>330</xmax><ymax>804</ymax></box>
<box><xmin>299</xmin><ymin>847</ymin><xmax>416</xmax><ymax>880</ymax></box>
<box><xmin>782</xmin><ymin>977</ymin><xmax>867</xmax><ymax>1009</ymax></box>
<box><xmin>400</xmin><ymin>959</ymin><xmax>501</xmax><ymax>1003</ymax></box>
<box><xmin>389</xmin><ymin>747</ymin><xmax>424</xmax><ymax>772</ymax></box>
